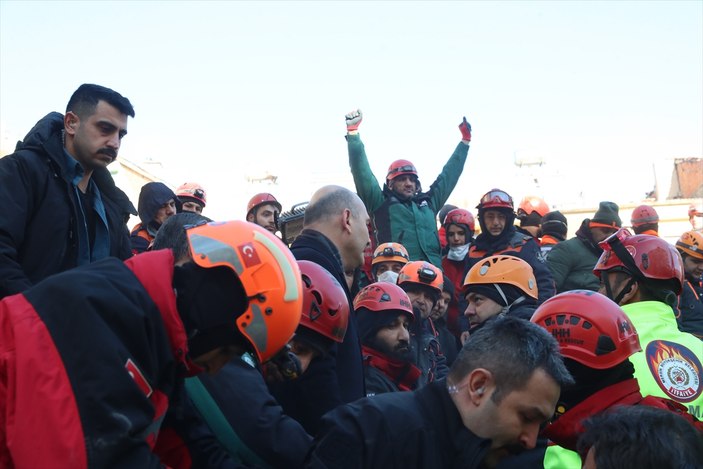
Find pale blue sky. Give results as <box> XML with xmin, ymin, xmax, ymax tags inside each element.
<box><xmin>1</xmin><ymin>1</ymin><xmax>701</xmax><ymax>219</ymax></box>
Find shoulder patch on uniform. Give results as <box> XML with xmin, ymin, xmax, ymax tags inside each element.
<box><xmin>645</xmin><ymin>340</ymin><xmax>701</xmax><ymax>403</ymax></box>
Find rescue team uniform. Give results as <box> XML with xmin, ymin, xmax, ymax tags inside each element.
<box><xmin>678</xmin><ymin>278</ymin><xmax>703</xmax><ymax>339</ymax></box>
<box><xmin>466</xmin><ymin>228</ymin><xmax>556</xmax><ymax>304</ymax></box>
<box><xmin>347</xmin><ymin>134</ymin><xmax>469</xmax><ymax>267</ymax></box>
<box><xmin>623</xmin><ymin>301</ymin><xmax>703</xmax><ymax>418</ymax></box>
<box><xmin>362</xmin><ymin>346</ymin><xmax>421</xmax><ymax>396</ymax></box>
<box><xmin>306</xmin><ymin>379</ymin><xmax>491</xmax><ymax>468</ymax></box>
<box><xmin>0</xmin><ymin>250</ymin><xmax>219</xmax><ymax>468</ymax></box>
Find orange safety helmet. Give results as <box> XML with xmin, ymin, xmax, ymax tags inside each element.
<box><xmin>476</xmin><ymin>188</ymin><xmax>514</xmax><ymax>211</ymax></box>
<box><xmin>531</xmin><ymin>290</ymin><xmax>641</xmax><ymax>369</ymax></box>
<box><xmin>443</xmin><ymin>208</ymin><xmax>476</xmax><ymax>232</ymax></box>
<box><xmin>186</xmin><ymin>220</ymin><xmax>303</xmax><ymax>363</ymax></box>
<box><xmin>247</xmin><ymin>193</ymin><xmax>282</xmax><ymax>217</ymax></box>
<box><xmin>397</xmin><ymin>261</ymin><xmax>443</xmax><ymax>296</ymax></box>
<box><xmin>386</xmin><ymin>159</ymin><xmax>418</xmax><ymax>183</ymax></box>
<box><xmin>298</xmin><ymin>260</ymin><xmax>349</xmax><ymax>343</ymax></box>
<box><xmin>462</xmin><ymin>255</ymin><xmax>538</xmax><ymax>300</ymax></box>
<box><xmin>518</xmin><ymin>196</ymin><xmax>549</xmax><ymax>217</ymax></box>
<box><xmin>371</xmin><ymin>242</ymin><xmax>410</xmax><ymax>267</ymax></box>
<box><xmin>594</xmin><ymin>229</ymin><xmax>684</xmax><ymax>295</ymax></box>
<box><xmin>676</xmin><ymin>230</ymin><xmax>703</xmax><ymax>260</ymax></box>
<box><xmin>630</xmin><ymin>205</ymin><xmax>659</xmax><ymax>227</ymax></box>
<box><xmin>176</xmin><ymin>182</ymin><xmax>207</xmax><ymax>207</ymax></box>
<box><xmin>353</xmin><ymin>282</ymin><xmax>414</xmax><ymax>321</ymax></box>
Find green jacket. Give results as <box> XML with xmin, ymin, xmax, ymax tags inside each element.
<box><xmin>623</xmin><ymin>300</ymin><xmax>703</xmax><ymax>419</ymax></box>
<box><xmin>347</xmin><ymin>134</ymin><xmax>469</xmax><ymax>267</ymax></box>
<box><xmin>546</xmin><ymin>223</ymin><xmax>601</xmax><ymax>292</ymax></box>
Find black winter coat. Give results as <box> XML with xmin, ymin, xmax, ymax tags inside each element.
<box><xmin>269</xmin><ymin>229</ymin><xmax>365</xmax><ymax>434</ymax></box>
<box><xmin>0</xmin><ymin>112</ymin><xmax>135</xmax><ymax>298</ymax></box>
<box><xmin>305</xmin><ymin>379</ymin><xmax>491</xmax><ymax>469</ymax></box>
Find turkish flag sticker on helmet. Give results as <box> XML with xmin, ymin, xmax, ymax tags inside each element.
<box><xmin>238</xmin><ymin>242</ymin><xmax>261</xmax><ymax>268</ymax></box>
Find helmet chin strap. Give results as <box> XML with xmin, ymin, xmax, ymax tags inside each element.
<box><xmin>493</xmin><ymin>284</ymin><xmax>526</xmax><ymax>314</ymax></box>
<box><xmin>602</xmin><ymin>270</ymin><xmax>637</xmax><ymax>305</ymax></box>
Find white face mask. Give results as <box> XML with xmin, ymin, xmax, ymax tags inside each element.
<box><xmin>447</xmin><ymin>244</ymin><xmax>469</xmax><ymax>261</ymax></box>
<box><xmin>377</xmin><ymin>270</ymin><xmax>399</xmax><ymax>284</ymax></box>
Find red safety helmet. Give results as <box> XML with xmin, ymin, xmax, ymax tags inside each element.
<box><xmin>247</xmin><ymin>193</ymin><xmax>282</xmax><ymax>217</ymax></box>
<box><xmin>397</xmin><ymin>261</ymin><xmax>444</xmax><ymax>296</ymax></box>
<box><xmin>371</xmin><ymin>242</ymin><xmax>410</xmax><ymax>267</ymax></box>
<box><xmin>187</xmin><ymin>220</ymin><xmax>303</xmax><ymax>363</ymax></box>
<box><xmin>531</xmin><ymin>290</ymin><xmax>641</xmax><ymax>369</ymax></box>
<box><xmin>676</xmin><ymin>230</ymin><xmax>703</xmax><ymax>260</ymax></box>
<box><xmin>353</xmin><ymin>282</ymin><xmax>414</xmax><ymax>321</ymax></box>
<box><xmin>594</xmin><ymin>229</ymin><xmax>684</xmax><ymax>294</ymax></box>
<box><xmin>462</xmin><ymin>255</ymin><xmax>538</xmax><ymax>300</ymax></box>
<box><xmin>176</xmin><ymin>182</ymin><xmax>207</xmax><ymax>207</ymax></box>
<box><xmin>297</xmin><ymin>261</ymin><xmax>349</xmax><ymax>343</ymax></box>
<box><xmin>518</xmin><ymin>196</ymin><xmax>549</xmax><ymax>217</ymax></box>
<box><xmin>476</xmin><ymin>188</ymin><xmax>514</xmax><ymax>210</ymax></box>
<box><xmin>443</xmin><ymin>208</ymin><xmax>476</xmax><ymax>232</ymax></box>
<box><xmin>630</xmin><ymin>205</ymin><xmax>659</xmax><ymax>227</ymax></box>
<box><xmin>386</xmin><ymin>159</ymin><xmax>418</xmax><ymax>183</ymax></box>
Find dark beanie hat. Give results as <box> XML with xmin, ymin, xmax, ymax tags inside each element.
<box><xmin>589</xmin><ymin>201</ymin><xmax>622</xmax><ymax>229</ymax></box>
<box><xmin>174</xmin><ymin>263</ymin><xmax>249</xmax><ymax>358</ymax></box>
<box><xmin>464</xmin><ymin>283</ymin><xmax>525</xmax><ymax>308</ymax></box>
<box><xmin>357</xmin><ymin>307</ymin><xmax>409</xmax><ymax>345</ymax></box>
<box><xmin>442</xmin><ymin>277</ymin><xmax>455</xmax><ymax>297</ymax></box>
<box><xmin>542</xmin><ymin>211</ymin><xmax>568</xmax><ymax>239</ymax></box>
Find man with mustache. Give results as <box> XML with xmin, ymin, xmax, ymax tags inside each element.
<box><xmin>354</xmin><ymin>282</ymin><xmax>421</xmax><ymax>395</ymax></box>
<box><xmin>0</xmin><ymin>83</ymin><xmax>136</xmax><ymax>299</ymax></box>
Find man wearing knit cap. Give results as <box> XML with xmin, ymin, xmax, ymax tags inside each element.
<box><xmin>540</xmin><ymin>210</ymin><xmax>568</xmax><ymax>257</ymax></box>
<box><xmin>547</xmin><ymin>201</ymin><xmax>621</xmax><ymax>292</ymax></box>
<box><xmin>354</xmin><ymin>282</ymin><xmax>421</xmax><ymax>396</ymax></box>
<box><xmin>630</xmin><ymin>204</ymin><xmax>659</xmax><ymax>236</ymax></box>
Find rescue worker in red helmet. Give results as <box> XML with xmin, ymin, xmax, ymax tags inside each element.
<box><xmin>517</xmin><ymin>195</ymin><xmax>550</xmax><ymax>240</ymax></box>
<box><xmin>354</xmin><ymin>282</ymin><xmax>421</xmax><ymax>395</ymax></box>
<box><xmin>630</xmin><ymin>204</ymin><xmax>659</xmax><ymax>236</ymax></box>
<box><xmin>183</xmin><ymin>258</ymin><xmax>348</xmax><ymax>468</ymax></box>
<box><xmin>675</xmin><ymin>230</ymin><xmax>703</xmax><ymax>338</ymax></box>
<box><xmin>594</xmin><ymin>229</ymin><xmax>703</xmax><ymax>414</ymax></box>
<box><xmin>466</xmin><ymin>188</ymin><xmax>555</xmax><ymax>304</ymax></box>
<box><xmin>510</xmin><ymin>290</ymin><xmax>703</xmax><ymax>469</ymax></box>
<box><xmin>440</xmin><ymin>208</ymin><xmax>475</xmax><ymax>338</ymax></box>
<box><xmin>344</xmin><ymin>109</ymin><xmax>472</xmax><ymax>267</ymax></box>
<box><xmin>246</xmin><ymin>192</ymin><xmax>282</xmax><ymax>234</ymax></box>
<box><xmin>176</xmin><ymin>182</ymin><xmax>207</xmax><ymax>215</ymax></box>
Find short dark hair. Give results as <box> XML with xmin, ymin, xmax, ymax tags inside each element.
<box><xmin>449</xmin><ymin>315</ymin><xmax>573</xmax><ymax>403</ymax></box>
<box><xmin>577</xmin><ymin>406</ymin><xmax>703</xmax><ymax>468</ymax></box>
<box><xmin>152</xmin><ymin>212</ymin><xmax>212</xmax><ymax>261</ymax></box>
<box><xmin>304</xmin><ymin>187</ymin><xmax>364</xmax><ymax>226</ymax></box>
<box><xmin>66</xmin><ymin>84</ymin><xmax>135</xmax><ymax>118</ymax></box>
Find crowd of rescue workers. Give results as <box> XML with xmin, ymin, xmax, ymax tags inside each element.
<box><xmin>1</xmin><ymin>84</ymin><xmax>702</xmax><ymax>469</ymax></box>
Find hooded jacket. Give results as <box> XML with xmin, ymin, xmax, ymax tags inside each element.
<box><xmin>130</xmin><ymin>182</ymin><xmax>180</xmax><ymax>254</ymax></box>
<box><xmin>347</xmin><ymin>134</ymin><xmax>469</xmax><ymax>267</ymax></box>
<box><xmin>677</xmin><ymin>277</ymin><xmax>703</xmax><ymax>339</ymax></box>
<box><xmin>0</xmin><ymin>112</ymin><xmax>135</xmax><ymax>298</ymax></box>
<box><xmin>545</xmin><ymin>219</ymin><xmax>602</xmax><ymax>293</ymax></box>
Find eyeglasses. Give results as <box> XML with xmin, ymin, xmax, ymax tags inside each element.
<box><xmin>387</xmin><ymin>165</ymin><xmax>417</xmax><ymax>176</ymax></box>
<box><xmin>480</xmin><ymin>189</ymin><xmax>513</xmax><ymax>206</ymax></box>
<box><xmin>418</xmin><ymin>266</ymin><xmax>438</xmax><ymax>283</ymax></box>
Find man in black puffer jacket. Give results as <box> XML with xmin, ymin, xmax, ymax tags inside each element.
<box><xmin>0</xmin><ymin>83</ymin><xmax>136</xmax><ymax>299</ymax></box>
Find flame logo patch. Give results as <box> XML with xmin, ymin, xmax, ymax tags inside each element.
<box><xmin>646</xmin><ymin>340</ymin><xmax>701</xmax><ymax>403</ymax></box>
